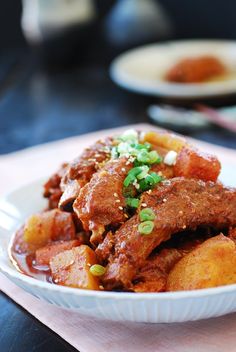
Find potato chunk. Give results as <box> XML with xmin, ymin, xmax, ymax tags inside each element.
<box><xmin>50</xmin><ymin>245</ymin><xmax>100</xmax><ymax>290</ymax></box>
<box><xmin>174</xmin><ymin>147</ymin><xmax>221</xmax><ymax>182</ymax></box>
<box><xmin>142</xmin><ymin>131</ymin><xmax>187</xmax><ymax>152</ymax></box>
<box><xmin>24</xmin><ymin>209</ymin><xmax>75</xmax><ymax>251</ymax></box>
<box><xmin>166</xmin><ymin>235</ymin><xmax>236</xmax><ymax>291</ymax></box>
<box><xmin>35</xmin><ymin>240</ymin><xmax>81</xmax><ymax>266</ymax></box>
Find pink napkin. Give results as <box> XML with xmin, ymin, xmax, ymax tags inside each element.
<box><xmin>1</xmin><ymin>124</ymin><xmax>236</xmax><ymax>352</ymax></box>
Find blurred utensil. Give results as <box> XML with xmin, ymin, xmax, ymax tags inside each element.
<box><xmin>196</xmin><ymin>104</ymin><xmax>236</xmax><ymax>133</ymax></box>
<box><xmin>147</xmin><ymin>104</ymin><xmax>209</xmax><ymax>131</ymax></box>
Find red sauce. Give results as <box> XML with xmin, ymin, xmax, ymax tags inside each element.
<box><xmin>10</xmin><ymin>227</ymin><xmax>52</xmax><ymax>283</ymax></box>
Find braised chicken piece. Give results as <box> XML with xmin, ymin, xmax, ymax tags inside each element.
<box><xmin>133</xmin><ymin>230</ymin><xmax>210</xmax><ymax>292</ymax></box>
<box><xmin>103</xmin><ymin>178</ymin><xmax>236</xmax><ymax>289</ymax></box>
<box><xmin>73</xmin><ymin>157</ymin><xmax>132</xmax><ymax>245</ymax></box>
<box><xmin>59</xmin><ymin>139</ymin><xmax>112</xmax><ymax>210</ymax></box>
<box><xmin>133</xmin><ymin>248</ymin><xmax>183</xmax><ymax>292</ymax></box>
<box><xmin>43</xmin><ymin>163</ymin><xmax>68</xmax><ymax>209</ymax></box>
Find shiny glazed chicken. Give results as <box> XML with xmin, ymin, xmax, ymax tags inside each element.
<box><xmin>10</xmin><ymin>129</ymin><xmax>236</xmax><ymax>292</ymax></box>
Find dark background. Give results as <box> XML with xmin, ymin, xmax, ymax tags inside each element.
<box><xmin>1</xmin><ymin>1</ymin><xmax>236</xmax><ymax>352</ymax></box>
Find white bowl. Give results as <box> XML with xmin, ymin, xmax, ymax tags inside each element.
<box><xmin>2</xmin><ymin>178</ymin><xmax>236</xmax><ymax>323</ymax></box>
<box><xmin>110</xmin><ymin>40</ymin><xmax>236</xmax><ymax>99</ymax></box>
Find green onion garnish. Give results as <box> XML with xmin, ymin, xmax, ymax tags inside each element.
<box><xmin>139</xmin><ymin>208</ymin><xmax>155</xmax><ymax>221</ymax></box>
<box><xmin>148</xmin><ymin>150</ymin><xmax>162</xmax><ymax>164</ymax></box>
<box><xmin>126</xmin><ymin>198</ymin><xmax>140</xmax><ymax>208</ymax></box>
<box><xmin>130</xmin><ymin>142</ymin><xmax>151</xmax><ymax>151</ymax></box>
<box><xmin>111</xmin><ymin>146</ymin><xmax>118</xmax><ymax>159</ymax></box>
<box><xmin>137</xmin><ymin>150</ymin><xmax>150</xmax><ymax>163</ymax></box>
<box><xmin>136</xmin><ymin>165</ymin><xmax>149</xmax><ymax>180</ymax></box>
<box><xmin>120</xmin><ymin>129</ymin><xmax>138</xmax><ymax>142</ymax></box>
<box><xmin>89</xmin><ymin>264</ymin><xmax>106</xmax><ymax>276</ymax></box>
<box><xmin>149</xmin><ymin>172</ymin><xmax>163</xmax><ymax>183</ymax></box>
<box><xmin>123</xmin><ymin>174</ymin><xmax>136</xmax><ymax>187</ymax></box>
<box><xmin>138</xmin><ymin>221</ymin><xmax>154</xmax><ymax>235</ymax></box>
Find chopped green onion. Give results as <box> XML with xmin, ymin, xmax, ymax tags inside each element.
<box><xmin>117</xmin><ymin>142</ymin><xmax>131</xmax><ymax>155</ymax></box>
<box><xmin>89</xmin><ymin>264</ymin><xmax>106</xmax><ymax>276</ymax></box>
<box><xmin>136</xmin><ymin>165</ymin><xmax>149</xmax><ymax>180</ymax></box>
<box><xmin>149</xmin><ymin>172</ymin><xmax>163</xmax><ymax>184</ymax></box>
<box><xmin>130</xmin><ymin>142</ymin><xmax>151</xmax><ymax>151</ymax></box>
<box><xmin>138</xmin><ymin>221</ymin><xmax>154</xmax><ymax>235</ymax></box>
<box><xmin>120</xmin><ymin>129</ymin><xmax>138</xmax><ymax>142</ymax></box>
<box><xmin>139</xmin><ymin>208</ymin><xmax>155</xmax><ymax>221</ymax></box>
<box><xmin>138</xmin><ymin>179</ymin><xmax>150</xmax><ymax>192</ymax></box>
<box><xmin>128</xmin><ymin>166</ymin><xmax>147</xmax><ymax>177</ymax></box>
<box><xmin>137</xmin><ymin>150</ymin><xmax>150</xmax><ymax>163</ymax></box>
<box><xmin>111</xmin><ymin>146</ymin><xmax>118</xmax><ymax>159</ymax></box>
<box><xmin>148</xmin><ymin>150</ymin><xmax>162</xmax><ymax>164</ymax></box>
<box><xmin>124</xmin><ymin>174</ymin><xmax>136</xmax><ymax>187</ymax></box>
<box><xmin>126</xmin><ymin>197</ymin><xmax>140</xmax><ymax>208</ymax></box>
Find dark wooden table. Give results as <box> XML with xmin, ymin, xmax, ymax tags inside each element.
<box><xmin>1</xmin><ymin>51</ymin><xmax>236</xmax><ymax>352</ymax></box>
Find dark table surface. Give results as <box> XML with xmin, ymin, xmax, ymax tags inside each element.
<box><xmin>1</xmin><ymin>49</ymin><xmax>236</xmax><ymax>352</ymax></box>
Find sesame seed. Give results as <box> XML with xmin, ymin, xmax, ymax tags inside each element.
<box><xmin>124</xmin><ymin>214</ymin><xmax>129</xmax><ymax>218</ymax></box>
<box><xmin>87</xmin><ymin>263</ymin><xmax>91</xmax><ymax>267</ymax></box>
<box><xmin>114</xmin><ymin>192</ymin><xmax>118</xmax><ymax>197</ymax></box>
<box><xmin>141</xmin><ymin>203</ymin><xmax>147</xmax><ymax>207</ymax></box>
<box><xmin>147</xmin><ymin>189</ymin><xmax>152</xmax><ymax>194</ymax></box>
<box><xmin>99</xmin><ymin>285</ymin><xmax>104</xmax><ymax>290</ymax></box>
<box><xmin>182</xmin><ymin>225</ymin><xmax>187</xmax><ymax>229</ymax></box>
<box><xmin>121</xmin><ymin>168</ymin><xmax>126</xmax><ymax>172</ymax></box>
<box><xmin>115</xmin><ymin>199</ymin><xmax>121</xmax><ymax>203</ymax></box>
<box><xmin>119</xmin><ymin>206</ymin><xmax>123</xmax><ymax>210</ymax></box>
<box><xmin>163</xmin><ymin>198</ymin><xmax>167</xmax><ymax>203</ymax></box>
<box><xmin>179</xmin><ymin>210</ymin><xmax>183</xmax><ymax>215</ymax></box>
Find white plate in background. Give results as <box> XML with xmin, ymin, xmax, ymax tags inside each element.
<box><xmin>110</xmin><ymin>40</ymin><xmax>236</xmax><ymax>99</ymax></box>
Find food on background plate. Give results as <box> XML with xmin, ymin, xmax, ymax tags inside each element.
<box><xmin>10</xmin><ymin>129</ymin><xmax>236</xmax><ymax>293</ymax></box>
<box><xmin>165</xmin><ymin>55</ymin><xmax>226</xmax><ymax>83</ymax></box>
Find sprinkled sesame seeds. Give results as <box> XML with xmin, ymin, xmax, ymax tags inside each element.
<box><xmin>133</xmin><ymin>179</ymin><xmax>140</xmax><ymax>190</ymax></box>
<box><xmin>114</xmin><ymin>192</ymin><xmax>118</xmax><ymax>197</ymax></box>
<box><xmin>124</xmin><ymin>214</ymin><xmax>129</xmax><ymax>218</ymax></box>
<box><xmin>182</xmin><ymin>225</ymin><xmax>187</xmax><ymax>229</ymax></box>
<box><xmin>118</xmin><ymin>206</ymin><xmax>123</xmax><ymax>210</ymax></box>
<box><xmin>141</xmin><ymin>203</ymin><xmax>147</xmax><ymax>207</ymax></box>
<box><xmin>99</xmin><ymin>285</ymin><xmax>104</xmax><ymax>290</ymax></box>
<box><xmin>115</xmin><ymin>199</ymin><xmax>121</xmax><ymax>203</ymax></box>
<box><xmin>163</xmin><ymin>198</ymin><xmax>167</xmax><ymax>203</ymax></box>
<box><xmin>179</xmin><ymin>210</ymin><xmax>183</xmax><ymax>215</ymax></box>
<box><xmin>121</xmin><ymin>168</ymin><xmax>126</xmax><ymax>172</ymax></box>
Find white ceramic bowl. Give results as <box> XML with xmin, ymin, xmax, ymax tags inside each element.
<box><xmin>2</xmin><ymin>178</ymin><xmax>236</xmax><ymax>323</ymax></box>
<box><xmin>110</xmin><ymin>40</ymin><xmax>236</xmax><ymax>99</ymax></box>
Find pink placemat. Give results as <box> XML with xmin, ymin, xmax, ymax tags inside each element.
<box><xmin>1</xmin><ymin>124</ymin><xmax>236</xmax><ymax>352</ymax></box>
